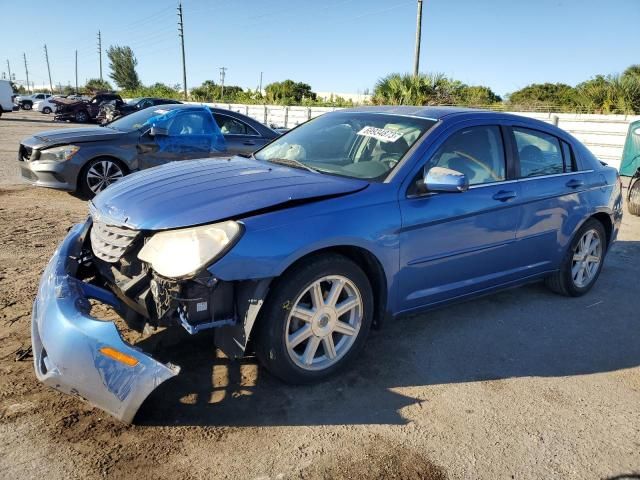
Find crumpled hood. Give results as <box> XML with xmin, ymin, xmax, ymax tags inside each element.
<box><xmin>91</xmin><ymin>157</ymin><xmax>368</xmax><ymax>230</ymax></box>
<box><xmin>29</xmin><ymin>127</ymin><xmax>125</xmax><ymax>148</ymax></box>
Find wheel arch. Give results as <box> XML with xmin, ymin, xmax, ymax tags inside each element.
<box><xmin>268</xmin><ymin>245</ymin><xmax>388</xmax><ymax>329</ymax></box>
<box><xmin>77</xmin><ymin>155</ymin><xmax>129</xmax><ymax>194</ymax></box>
<box><xmin>589</xmin><ymin>212</ymin><xmax>614</xmax><ymax>249</ymax></box>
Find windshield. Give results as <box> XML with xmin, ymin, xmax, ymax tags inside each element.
<box><xmin>254</xmin><ymin>112</ymin><xmax>436</xmax><ymax>180</ymax></box>
<box><xmin>107</xmin><ymin>107</ymin><xmax>174</xmax><ymax>131</ymax></box>
<box><xmin>126</xmin><ymin>97</ymin><xmax>142</xmax><ymax>105</ymax></box>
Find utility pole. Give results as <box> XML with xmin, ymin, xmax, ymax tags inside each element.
<box><xmin>219</xmin><ymin>66</ymin><xmax>227</xmax><ymax>99</ymax></box>
<box><xmin>44</xmin><ymin>44</ymin><xmax>53</xmax><ymax>94</ymax></box>
<box><xmin>75</xmin><ymin>50</ymin><xmax>78</xmax><ymax>93</ymax></box>
<box><xmin>258</xmin><ymin>71</ymin><xmax>263</xmax><ymax>94</ymax></box>
<box><xmin>413</xmin><ymin>0</ymin><xmax>423</xmax><ymax>78</ymax></box>
<box><xmin>23</xmin><ymin>53</ymin><xmax>30</xmax><ymax>93</ymax></box>
<box><xmin>177</xmin><ymin>2</ymin><xmax>188</xmax><ymax>100</ymax></box>
<box><xmin>6</xmin><ymin>60</ymin><xmax>11</xmax><ymax>84</ymax></box>
<box><xmin>97</xmin><ymin>30</ymin><xmax>103</xmax><ymax>81</ymax></box>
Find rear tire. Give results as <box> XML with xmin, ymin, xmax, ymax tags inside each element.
<box><xmin>628</xmin><ymin>179</ymin><xmax>640</xmax><ymax>216</ymax></box>
<box><xmin>545</xmin><ymin>218</ymin><xmax>606</xmax><ymax>297</ymax></box>
<box><xmin>75</xmin><ymin>110</ymin><xmax>89</xmax><ymax>123</ymax></box>
<box><xmin>22</xmin><ymin>102</ymin><xmax>32</xmax><ymax>110</ymax></box>
<box><xmin>255</xmin><ymin>254</ymin><xmax>373</xmax><ymax>384</ymax></box>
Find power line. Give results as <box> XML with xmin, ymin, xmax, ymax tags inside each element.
<box><xmin>219</xmin><ymin>66</ymin><xmax>227</xmax><ymax>98</ymax></box>
<box><xmin>44</xmin><ymin>44</ymin><xmax>54</xmax><ymax>93</ymax></box>
<box><xmin>97</xmin><ymin>30</ymin><xmax>103</xmax><ymax>81</ymax></box>
<box><xmin>23</xmin><ymin>53</ymin><xmax>30</xmax><ymax>93</ymax></box>
<box><xmin>178</xmin><ymin>2</ymin><xmax>187</xmax><ymax>99</ymax></box>
<box><xmin>75</xmin><ymin>50</ymin><xmax>78</xmax><ymax>93</ymax></box>
<box><xmin>413</xmin><ymin>0</ymin><xmax>423</xmax><ymax>77</ymax></box>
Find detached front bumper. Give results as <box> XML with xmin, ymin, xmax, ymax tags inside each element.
<box><xmin>31</xmin><ymin>223</ymin><xmax>179</xmax><ymax>423</ymax></box>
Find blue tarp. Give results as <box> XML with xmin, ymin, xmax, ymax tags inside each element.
<box><xmin>143</xmin><ymin>107</ymin><xmax>227</xmax><ymax>154</ymax></box>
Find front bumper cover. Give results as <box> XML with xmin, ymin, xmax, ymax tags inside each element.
<box><xmin>31</xmin><ymin>222</ymin><xmax>179</xmax><ymax>423</ymax></box>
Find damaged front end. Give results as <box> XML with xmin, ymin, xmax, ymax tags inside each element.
<box><xmin>31</xmin><ymin>215</ymin><xmax>270</xmax><ymax>422</ymax></box>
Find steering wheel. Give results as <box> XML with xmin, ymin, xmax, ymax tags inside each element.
<box><xmin>453</xmin><ymin>150</ymin><xmax>501</xmax><ymax>180</ymax></box>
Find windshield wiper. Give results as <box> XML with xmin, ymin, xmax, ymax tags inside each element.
<box><xmin>264</xmin><ymin>157</ymin><xmax>318</xmax><ymax>173</ymax></box>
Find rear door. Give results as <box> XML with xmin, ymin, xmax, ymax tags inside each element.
<box><xmin>508</xmin><ymin>125</ymin><xmax>593</xmax><ymax>273</ymax></box>
<box><xmin>213</xmin><ymin>113</ymin><xmax>270</xmax><ymax>156</ymax></box>
<box><xmin>397</xmin><ymin>121</ymin><xmax>522</xmax><ymax>312</ymax></box>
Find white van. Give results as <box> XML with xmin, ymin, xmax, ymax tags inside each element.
<box><xmin>0</xmin><ymin>80</ymin><xmax>13</xmax><ymax>117</ymax></box>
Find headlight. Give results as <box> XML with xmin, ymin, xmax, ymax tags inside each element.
<box><xmin>138</xmin><ymin>221</ymin><xmax>242</xmax><ymax>278</ymax></box>
<box><xmin>39</xmin><ymin>145</ymin><xmax>80</xmax><ymax>161</ymax></box>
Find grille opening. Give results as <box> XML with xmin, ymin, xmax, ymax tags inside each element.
<box><xmin>90</xmin><ymin>220</ymin><xmax>139</xmax><ymax>263</ymax></box>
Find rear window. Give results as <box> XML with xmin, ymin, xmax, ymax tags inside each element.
<box><xmin>514</xmin><ymin>127</ymin><xmax>563</xmax><ymax>177</ymax></box>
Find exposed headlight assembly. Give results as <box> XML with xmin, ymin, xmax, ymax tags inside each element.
<box><xmin>138</xmin><ymin>221</ymin><xmax>242</xmax><ymax>279</ymax></box>
<box><xmin>39</xmin><ymin>145</ymin><xmax>80</xmax><ymax>161</ymax></box>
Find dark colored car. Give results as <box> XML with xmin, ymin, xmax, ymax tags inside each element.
<box><xmin>18</xmin><ymin>104</ymin><xmax>279</xmax><ymax>196</ymax></box>
<box><xmin>30</xmin><ymin>106</ymin><xmax>623</xmax><ymax>422</ymax></box>
<box><xmin>99</xmin><ymin>97</ymin><xmax>183</xmax><ymax>124</ymax></box>
<box><xmin>53</xmin><ymin>93</ymin><xmax>124</xmax><ymax>123</ymax></box>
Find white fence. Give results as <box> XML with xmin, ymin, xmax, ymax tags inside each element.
<box><xmin>195</xmin><ymin>102</ymin><xmax>637</xmax><ymax>171</ymax></box>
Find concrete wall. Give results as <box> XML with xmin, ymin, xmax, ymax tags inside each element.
<box><xmin>196</xmin><ymin>102</ymin><xmax>638</xmax><ymax>171</ymax></box>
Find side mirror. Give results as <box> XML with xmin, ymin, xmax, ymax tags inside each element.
<box><xmin>149</xmin><ymin>126</ymin><xmax>169</xmax><ymax>137</ymax></box>
<box><xmin>424</xmin><ymin>166</ymin><xmax>469</xmax><ymax>193</ymax></box>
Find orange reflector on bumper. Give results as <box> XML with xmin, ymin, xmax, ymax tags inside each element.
<box><xmin>99</xmin><ymin>347</ymin><xmax>139</xmax><ymax>367</ymax></box>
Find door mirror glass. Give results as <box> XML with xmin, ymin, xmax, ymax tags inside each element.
<box><xmin>149</xmin><ymin>125</ymin><xmax>168</xmax><ymax>137</ymax></box>
<box><xmin>424</xmin><ymin>166</ymin><xmax>469</xmax><ymax>192</ymax></box>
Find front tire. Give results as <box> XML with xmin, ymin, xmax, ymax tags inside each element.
<box><xmin>42</xmin><ymin>107</ymin><xmax>52</xmax><ymax>114</ymax></box>
<box><xmin>79</xmin><ymin>158</ymin><xmax>126</xmax><ymax>198</ymax></box>
<box><xmin>545</xmin><ymin>218</ymin><xmax>606</xmax><ymax>296</ymax></box>
<box><xmin>256</xmin><ymin>254</ymin><xmax>374</xmax><ymax>384</ymax></box>
<box><xmin>22</xmin><ymin>102</ymin><xmax>32</xmax><ymax>110</ymax></box>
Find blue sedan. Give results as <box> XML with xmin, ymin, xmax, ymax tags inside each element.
<box><xmin>31</xmin><ymin>106</ymin><xmax>623</xmax><ymax>422</ymax></box>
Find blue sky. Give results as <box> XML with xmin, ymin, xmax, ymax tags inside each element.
<box><xmin>1</xmin><ymin>0</ymin><xmax>638</xmax><ymax>97</ymax></box>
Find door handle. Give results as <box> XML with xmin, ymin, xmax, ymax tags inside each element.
<box><xmin>566</xmin><ymin>179</ymin><xmax>584</xmax><ymax>189</ymax></box>
<box><xmin>492</xmin><ymin>190</ymin><xmax>517</xmax><ymax>202</ymax></box>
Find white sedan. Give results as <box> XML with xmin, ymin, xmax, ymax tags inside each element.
<box><xmin>33</xmin><ymin>96</ymin><xmax>63</xmax><ymax>114</ymax></box>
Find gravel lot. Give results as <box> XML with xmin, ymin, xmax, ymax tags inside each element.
<box><xmin>0</xmin><ymin>110</ymin><xmax>639</xmax><ymax>479</ymax></box>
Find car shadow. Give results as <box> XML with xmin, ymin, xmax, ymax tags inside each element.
<box><xmin>136</xmin><ymin>240</ymin><xmax>640</xmax><ymax>427</ymax></box>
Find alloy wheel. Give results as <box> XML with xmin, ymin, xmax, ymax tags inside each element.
<box><xmin>285</xmin><ymin>275</ymin><xmax>363</xmax><ymax>371</ymax></box>
<box><xmin>86</xmin><ymin>160</ymin><xmax>124</xmax><ymax>194</ymax></box>
<box><xmin>571</xmin><ymin>228</ymin><xmax>602</xmax><ymax>288</ymax></box>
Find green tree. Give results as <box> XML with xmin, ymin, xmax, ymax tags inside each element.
<box><xmin>507</xmin><ymin>83</ymin><xmax>577</xmax><ymax>110</ymax></box>
<box><xmin>622</xmin><ymin>64</ymin><xmax>640</xmax><ymax>80</ymax></box>
<box><xmin>372</xmin><ymin>73</ymin><xmax>481</xmax><ymax>106</ymax></box>
<box><xmin>10</xmin><ymin>82</ymin><xmax>26</xmax><ymax>94</ymax></box>
<box><xmin>575</xmin><ymin>74</ymin><xmax>640</xmax><ymax>114</ymax></box>
<box><xmin>107</xmin><ymin>46</ymin><xmax>141</xmax><ymax>90</ymax></box>
<box><xmin>459</xmin><ymin>85</ymin><xmax>502</xmax><ymax>105</ymax></box>
<box><xmin>265</xmin><ymin>80</ymin><xmax>316</xmax><ymax>104</ymax></box>
<box><xmin>84</xmin><ymin>78</ymin><xmax>113</xmax><ymax>93</ymax></box>
<box><xmin>190</xmin><ymin>80</ymin><xmax>247</xmax><ymax>102</ymax></box>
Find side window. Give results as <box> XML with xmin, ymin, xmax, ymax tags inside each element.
<box><xmin>561</xmin><ymin>141</ymin><xmax>577</xmax><ymax>172</ymax></box>
<box><xmin>168</xmin><ymin>112</ymin><xmax>209</xmax><ymax>136</ymax></box>
<box><xmin>429</xmin><ymin>125</ymin><xmax>506</xmax><ymax>185</ymax></box>
<box><xmin>214</xmin><ymin>114</ymin><xmax>258</xmax><ymax>136</ymax></box>
<box><xmin>514</xmin><ymin>128</ymin><xmax>563</xmax><ymax>177</ymax></box>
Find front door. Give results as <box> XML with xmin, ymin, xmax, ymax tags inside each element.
<box><xmin>137</xmin><ymin>110</ymin><xmax>221</xmax><ymax>170</ymax></box>
<box><xmin>397</xmin><ymin>123</ymin><xmax>522</xmax><ymax>312</ymax></box>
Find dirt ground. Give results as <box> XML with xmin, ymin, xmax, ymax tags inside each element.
<box><xmin>0</xmin><ymin>110</ymin><xmax>639</xmax><ymax>479</ymax></box>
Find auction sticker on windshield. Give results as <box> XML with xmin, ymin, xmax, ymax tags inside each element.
<box><xmin>357</xmin><ymin>126</ymin><xmax>403</xmax><ymax>143</ymax></box>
